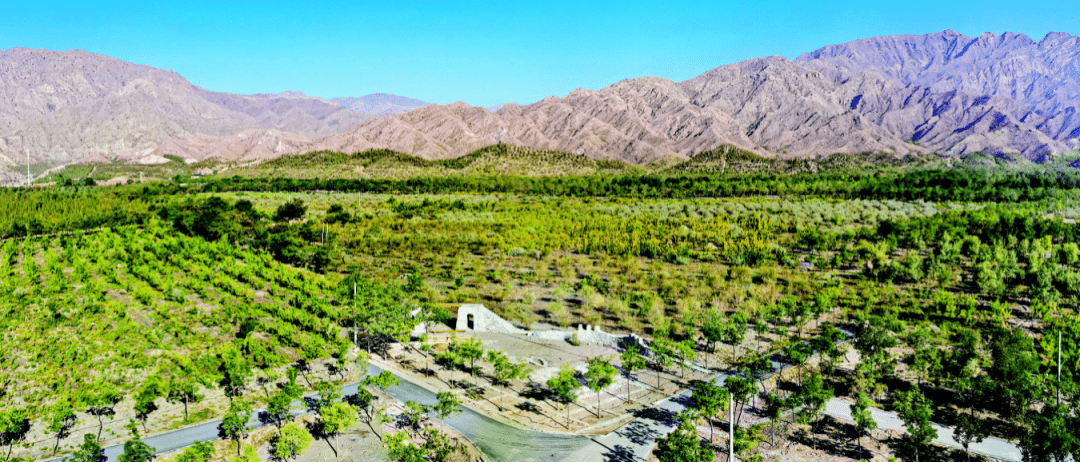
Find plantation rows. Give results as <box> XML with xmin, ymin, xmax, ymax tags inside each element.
<box><xmin>0</xmin><ymin>220</ymin><xmax>348</xmax><ymax>411</ymax></box>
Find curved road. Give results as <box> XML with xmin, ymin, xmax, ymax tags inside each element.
<box><xmin>47</xmin><ymin>365</ymin><xmax>1025</xmax><ymax>462</ymax></box>
<box><xmin>47</xmin><ymin>365</ymin><xmax>591</xmax><ymax>462</ymax></box>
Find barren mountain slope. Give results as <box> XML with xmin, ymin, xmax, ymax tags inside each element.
<box><xmin>151</xmin><ymin>129</ymin><xmax>312</xmax><ymax>164</ymax></box>
<box><xmin>797</xmin><ymin>30</ymin><xmax>1080</xmax><ymax>147</ymax></box>
<box><xmin>311</xmin><ymin>76</ymin><xmax>760</xmax><ymax>164</ymax></box>
<box><xmin>194</xmin><ymin>90</ymin><xmax>373</xmax><ymax>137</ymax></box>
<box><xmin>0</xmin><ymin>48</ymin><xmax>254</xmax><ymax>168</ymax></box>
<box><xmin>682</xmin><ymin>55</ymin><xmax>1066</xmax><ymax>158</ymax></box>
<box><xmin>6</xmin><ymin>31</ymin><xmax>1079</xmax><ymax>175</ymax></box>
<box><xmin>331</xmin><ymin>93</ymin><xmax>430</xmax><ymax>115</ymax></box>
<box><xmin>0</xmin><ymin>48</ymin><xmax>387</xmax><ymax>171</ymax></box>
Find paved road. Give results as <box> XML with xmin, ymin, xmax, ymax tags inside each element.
<box><xmin>47</xmin><ymin>365</ymin><xmax>591</xmax><ymax>462</ymax></box>
<box><xmin>45</xmin><ymin>364</ymin><xmax>1026</xmax><ymax>462</ymax></box>
<box><xmin>557</xmin><ymin>372</ymin><xmax>735</xmax><ymax>462</ymax></box>
<box><xmin>824</xmin><ymin>398</ymin><xmax>1022</xmax><ymax>462</ymax></box>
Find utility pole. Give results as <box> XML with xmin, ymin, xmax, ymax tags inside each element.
<box><xmin>1058</xmin><ymin>330</ymin><xmax>1062</xmax><ymax>406</ymax></box>
<box><xmin>729</xmin><ymin>391</ymin><xmax>735</xmax><ymax>462</ymax></box>
<box><xmin>352</xmin><ymin>282</ymin><xmax>358</xmax><ymax>346</ymax></box>
<box><xmin>26</xmin><ymin>149</ymin><xmax>30</xmax><ymax>187</ymax></box>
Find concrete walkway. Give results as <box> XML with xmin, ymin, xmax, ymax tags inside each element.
<box><xmin>824</xmin><ymin>398</ymin><xmax>1022</xmax><ymax>462</ymax></box>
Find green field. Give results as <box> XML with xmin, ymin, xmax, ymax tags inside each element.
<box><xmin>1</xmin><ymin>145</ymin><xmax>1078</xmax><ymax>462</ymax></box>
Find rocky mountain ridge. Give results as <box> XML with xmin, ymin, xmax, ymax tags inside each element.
<box><xmin>3</xmin><ymin>30</ymin><xmax>1079</xmax><ymax>179</ymax></box>
<box><xmin>0</xmin><ymin>47</ymin><xmax>428</xmax><ymax>176</ymax></box>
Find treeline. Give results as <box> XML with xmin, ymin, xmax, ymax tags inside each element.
<box><xmin>192</xmin><ymin>168</ymin><xmax>1080</xmax><ymax>202</ymax></box>
<box><xmin>155</xmin><ymin>196</ymin><xmax>340</xmax><ymax>273</ymax></box>
<box><xmin>0</xmin><ymin>188</ymin><xmax>156</xmax><ymax>239</ymax></box>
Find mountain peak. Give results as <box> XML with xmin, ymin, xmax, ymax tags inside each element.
<box><xmin>1040</xmin><ymin>31</ymin><xmax>1078</xmax><ymax>46</ymax></box>
<box><xmin>329</xmin><ymin>93</ymin><xmax>430</xmax><ymax>115</ymax></box>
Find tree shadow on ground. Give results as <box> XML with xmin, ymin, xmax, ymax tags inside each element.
<box><xmin>880</xmin><ymin>433</ymin><xmax>976</xmax><ymax>462</ymax></box>
<box><xmin>520</xmin><ymin>383</ymin><xmax>554</xmax><ymax>402</ymax></box>
<box><xmin>602</xmin><ymin>444</ymin><xmax>637</xmax><ymax>462</ymax></box>
<box><xmin>632</xmin><ymin>406</ymin><xmax>678</xmax><ymax>428</ymax></box>
<box><xmin>303</xmin><ymin>396</ymin><xmax>320</xmax><ymax>413</ymax></box>
<box><xmin>788</xmin><ymin>415</ymin><xmax>865</xmax><ymax>460</ymax></box>
<box><xmin>615</xmin><ymin>419</ymin><xmax>662</xmax><ymax>446</ymax></box>
<box><xmin>515</xmin><ymin>401</ymin><xmax>542</xmax><ymax>414</ymax></box>
<box><xmin>671</xmin><ymin>393</ymin><xmax>694</xmax><ymax>409</ymax></box>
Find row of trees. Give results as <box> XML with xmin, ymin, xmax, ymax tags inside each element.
<box><xmin>191</xmin><ymin>167</ymin><xmax>1080</xmax><ymax>203</ymax></box>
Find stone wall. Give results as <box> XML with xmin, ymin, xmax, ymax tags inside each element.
<box><xmin>454</xmin><ymin>304</ymin><xmax>525</xmax><ymax>334</ymax></box>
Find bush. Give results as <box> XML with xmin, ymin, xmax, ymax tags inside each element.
<box><xmin>274</xmin><ymin>199</ymin><xmax>307</xmax><ymax>222</ymax></box>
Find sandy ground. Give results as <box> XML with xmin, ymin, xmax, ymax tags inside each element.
<box><xmin>383</xmin><ymin>330</ymin><xmax>716</xmax><ymax>435</ymax></box>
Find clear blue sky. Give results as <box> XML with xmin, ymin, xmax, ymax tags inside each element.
<box><xmin>2</xmin><ymin>0</ymin><xmax>1076</xmax><ymax>107</ymax></box>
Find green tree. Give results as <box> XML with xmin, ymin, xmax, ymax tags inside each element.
<box><xmin>400</xmin><ymin>401</ymin><xmax>428</xmax><ymax>435</ymax></box>
<box><xmin>673</xmin><ymin>339</ymin><xmax>697</xmax><ymax>378</ymax></box>
<box><xmin>274</xmin><ymin>199</ymin><xmax>307</xmax><ymax>222</ymax></box>
<box><xmin>781</xmin><ymin>341</ymin><xmax>811</xmax><ymax>387</ymax></box>
<box><xmin>620</xmin><ymin>345</ymin><xmax>647</xmax><ymax>402</ymax></box>
<box><xmin>84</xmin><ymin>381</ymin><xmax>122</xmax><ymax>441</ymax></box>
<box><xmin>317</xmin><ymin>402</ymin><xmax>358</xmax><ymax>458</ymax></box>
<box><xmin>385</xmin><ymin>431</ymin><xmax>425</xmax><ymax>462</ymax></box>
<box><xmin>218</xmin><ymin>399</ymin><xmax>253</xmax><ymax>456</ymax></box>
<box><xmin>419</xmin><ymin>427</ymin><xmax>467</xmax><ymax>462</ymax></box>
<box><xmin>266</xmin><ymin>391</ymin><xmax>295</xmax><ymax>429</ymax></box>
<box><xmin>725</xmin><ymin>372</ymin><xmax>757</xmax><ymax>427</ymax></box>
<box><xmin>690</xmin><ymin>380</ymin><xmax>729</xmax><ymax>442</ymax></box>
<box><xmin>487</xmin><ymin>350</ymin><xmax>529</xmax><ymax>388</ymax></box>
<box><xmin>166</xmin><ymin>373</ymin><xmax>207</xmax><ymax>423</ymax></box>
<box><xmin>650</xmin><ymin>337</ymin><xmax>677</xmax><ymax>390</ymax></box>
<box><xmin>584</xmin><ymin>356</ymin><xmax>618</xmax><ymax>417</ymax></box>
<box><xmin>219</xmin><ymin>347</ymin><xmax>254</xmax><ymax>400</ymax></box>
<box><xmin>229</xmin><ymin>445</ymin><xmax>260</xmax><ymax>462</ymax></box>
<box><xmin>174</xmin><ymin>441</ymin><xmax>215</xmax><ymax>462</ymax></box>
<box><xmin>452</xmin><ymin>337</ymin><xmax>485</xmax><ymax>384</ymax></box>
<box><xmin>761</xmin><ymin>392</ymin><xmax>787</xmax><ymax>446</ymax></box>
<box><xmin>345</xmin><ymin>388</ymin><xmax>378</xmax><ymax>439</ymax></box>
<box><xmin>850</xmin><ymin>391</ymin><xmax>877</xmax><ymax>461</ymax></box>
<box><xmin>1018</xmin><ymin>402</ymin><xmax>1078</xmax><ymax>462</ymax></box>
<box><xmin>954</xmin><ymin>411</ymin><xmax>987</xmax><ymax>461</ymax></box>
<box><xmin>655</xmin><ymin>414</ymin><xmax>713</xmax><ymax>462</ymax></box>
<box><xmin>67</xmin><ymin>434</ymin><xmax>106</xmax><ymax>462</ymax></box>
<box><xmin>721</xmin><ymin>320</ymin><xmax>747</xmax><ymax>363</ymax></box>
<box><xmin>45</xmin><ymin>400</ymin><xmax>77</xmax><ymax>456</ymax></box>
<box><xmin>272</xmin><ymin>422</ymin><xmax>313</xmax><ymax>462</ymax></box>
<box><xmin>133</xmin><ymin>377</ymin><xmax>163</xmax><ymax>433</ymax></box>
<box><xmin>436</xmin><ymin>349</ymin><xmax>464</xmax><ymax>388</ymax></box>
<box><xmin>312</xmin><ymin>380</ymin><xmax>343</xmax><ymax>411</ymax></box>
<box><xmin>896</xmin><ymin>387</ymin><xmax>937</xmax><ymax>462</ymax></box>
<box><xmin>980</xmin><ymin>327</ymin><xmax>1042</xmax><ymax>421</ymax></box>
<box><xmin>281</xmin><ymin>367</ymin><xmax>305</xmax><ymax>401</ymax></box>
<box><xmin>117</xmin><ymin>434</ymin><xmax>155</xmax><ymax>462</ymax></box>
<box><xmin>793</xmin><ymin>371</ymin><xmax>832</xmax><ymax>450</ymax></box>
<box><xmin>429</xmin><ymin>392</ymin><xmax>464</xmax><ymax>420</ymax></box>
<box><xmin>546</xmin><ymin>364</ymin><xmax>580</xmax><ymax>428</ymax></box>
<box><xmin>0</xmin><ymin>407</ymin><xmax>31</xmax><ymax>460</ymax></box>
<box><xmin>700</xmin><ymin>309</ymin><xmax>725</xmax><ymax>365</ymax></box>
<box><xmin>365</xmin><ymin>371</ymin><xmax>400</xmax><ymax>395</ymax></box>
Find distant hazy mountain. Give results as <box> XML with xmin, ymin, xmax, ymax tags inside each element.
<box><xmin>0</xmin><ymin>48</ymin><xmax>422</xmax><ymax>172</ymax></box>
<box><xmin>330</xmin><ymin>93</ymin><xmax>430</xmax><ymax>116</ymax></box>
<box><xmin>3</xmin><ymin>31</ymin><xmax>1079</xmax><ymax>176</ymax></box>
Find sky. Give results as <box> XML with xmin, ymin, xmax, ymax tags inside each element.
<box><xmin>1</xmin><ymin>0</ymin><xmax>1077</xmax><ymax>107</ymax></box>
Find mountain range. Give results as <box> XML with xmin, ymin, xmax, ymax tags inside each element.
<box><xmin>1</xmin><ymin>29</ymin><xmax>1078</xmax><ymax>180</ymax></box>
